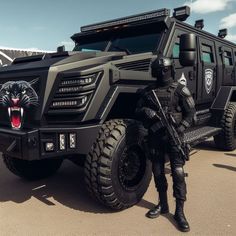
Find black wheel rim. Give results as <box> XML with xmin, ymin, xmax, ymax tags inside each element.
<box><xmin>118</xmin><ymin>144</ymin><xmax>146</xmax><ymax>191</ymax></box>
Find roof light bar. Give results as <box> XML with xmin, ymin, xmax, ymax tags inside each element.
<box><xmin>81</xmin><ymin>9</ymin><xmax>170</xmax><ymax>32</ymax></box>
<box><xmin>173</xmin><ymin>6</ymin><xmax>190</xmax><ymax>21</ymax></box>
<box><xmin>195</xmin><ymin>19</ymin><xmax>204</xmax><ymax>30</ymax></box>
<box><xmin>218</xmin><ymin>29</ymin><xmax>227</xmax><ymax>38</ymax></box>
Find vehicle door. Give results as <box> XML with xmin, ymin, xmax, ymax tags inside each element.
<box><xmin>233</xmin><ymin>51</ymin><xmax>236</xmax><ymax>85</ymax></box>
<box><xmin>198</xmin><ymin>38</ymin><xmax>217</xmax><ymax>103</ymax></box>
<box><xmin>221</xmin><ymin>46</ymin><xmax>234</xmax><ymax>85</ymax></box>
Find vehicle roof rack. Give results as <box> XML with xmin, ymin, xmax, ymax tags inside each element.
<box><xmin>80</xmin><ymin>8</ymin><xmax>170</xmax><ymax>33</ymax></box>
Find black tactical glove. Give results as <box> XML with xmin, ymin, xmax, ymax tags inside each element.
<box><xmin>143</xmin><ymin>107</ymin><xmax>158</xmax><ymax>120</ymax></box>
<box><xmin>149</xmin><ymin>121</ymin><xmax>164</xmax><ymax>134</ymax></box>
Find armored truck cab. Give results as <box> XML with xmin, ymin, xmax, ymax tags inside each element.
<box><xmin>0</xmin><ymin>6</ymin><xmax>236</xmax><ymax>210</ymax></box>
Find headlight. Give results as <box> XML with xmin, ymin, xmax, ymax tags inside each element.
<box><xmin>51</xmin><ymin>95</ymin><xmax>88</xmax><ymax>108</ymax></box>
<box><xmin>60</xmin><ymin>74</ymin><xmax>96</xmax><ymax>86</ymax></box>
<box><xmin>49</xmin><ymin>72</ymin><xmax>102</xmax><ymax>112</ymax></box>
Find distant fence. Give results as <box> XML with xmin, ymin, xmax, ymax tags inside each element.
<box><xmin>0</xmin><ymin>48</ymin><xmax>50</xmax><ymax>66</ymax></box>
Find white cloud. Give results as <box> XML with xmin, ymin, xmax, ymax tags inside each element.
<box><xmin>185</xmin><ymin>0</ymin><xmax>234</xmax><ymax>14</ymax></box>
<box><xmin>220</xmin><ymin>13</ymin><xmax>236</xmax><ymax>28</ymax></box>
<box><xmin>225</xmin><ymin>34</ymin><xmax>236</xmax><ymax>42</ymax></box>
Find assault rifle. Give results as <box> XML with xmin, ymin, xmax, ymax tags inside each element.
<box><xmin>150</xmin><ymin>90</ymin><xmax>190</xmax><ymax>161</ymax></box>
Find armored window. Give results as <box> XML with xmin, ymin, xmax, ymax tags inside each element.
<box><xmin>109</xmin><ymin>33</ymin><xmax>161</xmax><ymax>54</ymax></box>
<box><xmin>74</xmin><ymin>23</ymin><xmax>164</xmax><ymax>54</ymax></box>
<box><xmin>172</xmin><ymin>43</ymin><xmax>180</xmax><ymax>58</ymax></box>
<box><xmin>201</xmin><ymin>44</ymin><xmax>214</xmax><ymax>63</ymax></box>
<box><xmin>224</xmin><ymin>51</ymin><xmax>233</xmax><ymax>66</ymax></box>
<box><xmin>74</xmin><ymin>41</ymin><xmax>108</xmax><ymax>52</ymax></box>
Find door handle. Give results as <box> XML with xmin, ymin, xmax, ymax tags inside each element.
<box><xmin>231</xmin><ymin>69</ymin><xmax>235</xmax><ymax>80</ymax></box>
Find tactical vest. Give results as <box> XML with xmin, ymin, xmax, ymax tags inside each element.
<box><xmin>154</xmin><ymin>82</ymin><xmax>182</xmax><ymax>124</ymax></box>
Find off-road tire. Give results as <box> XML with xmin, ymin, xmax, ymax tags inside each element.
<box><xmin>214</xmin><ymin>102</ymin><xmax>236</xmax><ymax>151</ymax></box>
<box><xmin>84</xmin><ymin>119</ymin><xmax>152</xmax><ymax>210</ymax></box>
<box><xmin>3</xmin><ymin>154</ymin><xmax>63</xmax><ymax>180</ymax></box>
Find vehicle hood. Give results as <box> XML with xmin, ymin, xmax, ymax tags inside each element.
<box><xmin>0</xmin><ymin>51</ymin><xmax>126</xmax><ymax>129</ymax></box>
<box><xmin>0</xmin><ymin>51</ymin><xmax>126</xmax><ymax>73</ymax></box>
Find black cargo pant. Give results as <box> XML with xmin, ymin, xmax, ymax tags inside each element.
<box><xmin>148</xmin><ymin>130</ymin><xmax>187</xmax><ymax>201</ymax></box>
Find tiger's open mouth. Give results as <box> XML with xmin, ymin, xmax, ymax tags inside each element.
<box><xmin>8</xmin><ymin>107</ymin><xmax>24</xmax><ymax>129</ymax></box>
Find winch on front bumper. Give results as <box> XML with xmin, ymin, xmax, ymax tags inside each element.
<box><xmin>0</xmin><ymin>124</ymin><xmax>101</xmax><ymax>160</ymax></box>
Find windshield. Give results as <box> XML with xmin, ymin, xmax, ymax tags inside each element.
<box><xmin>73</xmin><ymin>40</ymin><xmax>108</xmax><ymax>52</ymax></box>
<box><xmin>109</xmin><ymin>33</ymin><xmax>160</xmax><ymax>54</ymax></box>
<box><xmin>73</xmin><ymin>25</ymin><xmax>163</xmax><ymax>54</ymax></box>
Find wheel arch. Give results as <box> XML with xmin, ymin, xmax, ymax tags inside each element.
<box><xmin>95</xmin><ymin>85</ymin><xmax>148</xmax><ymax>121</ymax></box>
<box><xmin>214</xmin><ymin>102</ymin><xmax>236</xmax><ymax>151</ymax></box>
<box><xmin>211</xmin><ymin>86</ymin><xmax>236</xmax><ymax>112</ymax></box>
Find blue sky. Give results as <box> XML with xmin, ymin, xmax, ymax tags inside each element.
<box><xmin>1</xmin><ymin>0</ymin><xmax>236</xmax><ymax>51</ymax></box>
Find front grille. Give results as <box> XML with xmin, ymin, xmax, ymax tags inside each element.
<box><xmin>115</xmin><ymin>59</ymin><xmax>151</xmax><ymax>71</ymax></box>
<box><xmin>48</xmin><ymin>72</ymin><xmax>101</xmax><ymax>114</ymax></box>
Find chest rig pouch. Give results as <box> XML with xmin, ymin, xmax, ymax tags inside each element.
<box><xmin>155</xmin><ymin>82</ymin><xmax>182</xmax><ymax>125</ymax></box>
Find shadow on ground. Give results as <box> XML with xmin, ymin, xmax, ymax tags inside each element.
<box><xmin>195</xmin><ymin>139</ymin><xmax>219</xmax><ymax>152</ymax></box>
<box><xmin>224</xmin><ymin>153</ymin><xmax>236</xmax><ymax>157</ymax></box>
<box><xmin>137</xmin><ymin>199</ymin><xmax>155</xmax><ymax>210</ymax></box>
<box><xmin>213</xmin><ymin>163</ymin><xmax>236</xmax><ymax>172</ymax></box>
<box><xmin>137</xmin><ymin>199</ymin><xmax>179</xmax><ymax>230</ymax></box>
<box><xmin>0</xmin><ymin>160</ymin><xmax>113</xmax><ymax>214</ymax></box>
<box><xmin>194</xmin><ymin>140</ymin><xmax>236</xmax><ymax>158</ymax></box>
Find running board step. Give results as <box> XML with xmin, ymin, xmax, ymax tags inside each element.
<box><xmin>183</xmin><ymin>126</ymin><xmax>222</xmax><ymax>146</ymax></box>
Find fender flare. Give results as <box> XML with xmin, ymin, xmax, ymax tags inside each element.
<box><xmin>211</xmin><ymin>86</ymin><xmax>236</xmax><ymax>111</ymax></box>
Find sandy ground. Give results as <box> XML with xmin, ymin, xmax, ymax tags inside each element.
<box><xmin>0</xmin><ymin>139</ymin><xmax>236</xmax><ymax>236</ymax></box>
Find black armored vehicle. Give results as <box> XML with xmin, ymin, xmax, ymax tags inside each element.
<box><xmin>0</xmin><ymin>6</ymin><xmax>235</xmax><ymax>210</ymax></box>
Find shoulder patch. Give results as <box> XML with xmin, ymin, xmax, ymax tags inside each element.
<box><xmin>181</xmin><ymin>87</ymin><xmax>191</xmax><ymax>96</ymax></box>
<box><xmin>178</xmin><ymin>73</ymin><xmax>187</xmax><ymax>86</ymax></box>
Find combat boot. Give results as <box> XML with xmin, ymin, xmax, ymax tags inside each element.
<box><xmin>174</xmin><ymin>199</ymin><xmax>190</xmax><ymax>232</ymax></box>
<box><xmin>146</xmin><ymin>192</ymin><xmax>169</xmax><ymax>218</ymax></box>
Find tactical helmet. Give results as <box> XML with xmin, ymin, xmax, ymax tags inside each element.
<box><xmin>151</xmin><ymin>56</ymin><xmax>173</xmax><ymax>86</ymax></box>
<box><xmin>155</xmin><ymin>57</ymin><xmax>172</xmax><ymax>68</ymax></box>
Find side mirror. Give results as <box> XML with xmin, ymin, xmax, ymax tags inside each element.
<box><xmin>179</xmin><ymin>34</ymin><xmax>196</xmax><ymax>66</ymax></box>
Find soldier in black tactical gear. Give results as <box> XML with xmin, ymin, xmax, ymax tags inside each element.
<box><xmin>135</xmin><ymin>56</ymin><xmax>196</xmax><ymax>232</ymax></box>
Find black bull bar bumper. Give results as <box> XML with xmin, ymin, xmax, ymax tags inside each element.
<box><xmin>0</xmin><ymin>124</ymin><xmax>102</xmax><ymax>160</ymax></box>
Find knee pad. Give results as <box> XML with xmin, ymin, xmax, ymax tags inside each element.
<box><xmin>172</xmin><ymin>166</ymin><xmax>185</xmax><ymax>182</ymax></box>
